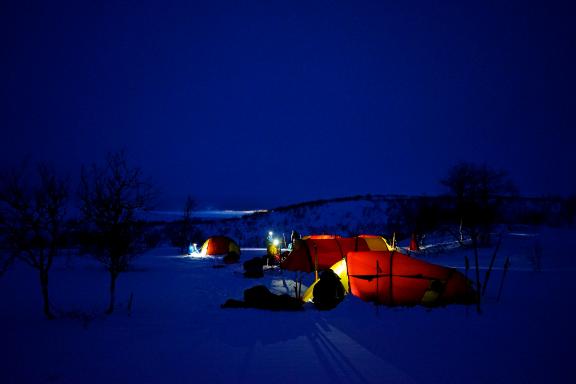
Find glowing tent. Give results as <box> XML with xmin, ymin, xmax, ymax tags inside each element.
<box><xmin>302</xmin><ymin>251</ymin><xmax>476</xmax><ymax>307</ymax></box>
<box><xmin>280</xmin><ymin>235</ymin><xmax>392</xmax><ymax>273</ymax></box>
<box><xmin>200</xmin><ymin>236</ymin><xmax>241</xmax><ymax>257</ymax></box>
<box><xmin>346</xmin><ymin>251</ymin><xmax>476</xmax><ymax>306</ymax></box>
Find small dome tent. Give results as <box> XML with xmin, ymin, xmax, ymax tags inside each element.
<box><xmin>200</xmin><ymin>236</ymin><xmax>241</xmax><ymax>257</ymax></box>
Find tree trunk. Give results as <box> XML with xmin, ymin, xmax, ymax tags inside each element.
<box><xmin>39</xmin><ymin>269</ymin><xmax>54</xmax><ymax>320</ymax></box>
<box><xmin>106</xmin><ymin>271</ymin><xmax>119</xmax><ymax>314</ymax></box>
<box><xmin>472</xmin><ymin>232</ymin><xmax>482</xmax><ymax>314</ymax></box>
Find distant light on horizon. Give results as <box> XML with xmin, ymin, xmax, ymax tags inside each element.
<box><xmin>146</xmin><ymin>209</ymin><xmax>269</xmax><ymax>220</ymax></box>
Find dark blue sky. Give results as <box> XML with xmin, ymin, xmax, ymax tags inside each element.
<box><xmin>2</xmin><ymin>0</ymin><xmax>575</xmax><ymax>209</ymax></box>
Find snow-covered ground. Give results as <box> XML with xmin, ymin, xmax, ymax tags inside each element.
<box><xmin>1</xmin><ymin>226</ymin><xmax>575</xmax><ymax>383</ymax></box>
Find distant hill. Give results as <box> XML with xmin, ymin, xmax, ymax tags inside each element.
<box><xmin>162</xmin><ymin>194</ymin><xmax>575</xmax><ymax>248</ymax></box>
<box><xmin>192</xmin><ymin>194</ymin><xmax>397</xmax><ymax>247</ymax></box>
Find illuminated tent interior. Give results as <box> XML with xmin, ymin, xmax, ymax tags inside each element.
<box><xmin>200</xmin><ymin>236</ymin><xmax>241</xmax><ymax>257</ymax></box>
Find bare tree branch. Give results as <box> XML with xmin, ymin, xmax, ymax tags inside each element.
<box><xmin>79</xmin><ymin>151</ymin><xmax>156</xmax><ymax>314</ymax></box>
<box><xmin>0</xmin><ymin>163</ymin><xmax>68</xmax><ymax>319</ymax></box>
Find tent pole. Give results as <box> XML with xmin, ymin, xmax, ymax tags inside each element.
<box><xmin>313</xmin><ymin>243</ymin><xmax>318</xmax><ymax>281</ymax></box>
<box><xmin>374</xmin><ymin>259</ymin><xmax>380</xmax><ymax>314</ymax></box>
<box><xmin>294</xmin><ymin>272</ymin><xmax>298</xmax><ymax>298</ymax></box>
<box><xmin>298</xmin><ymin>273</ymin><xmax>302</xmax><ymax>299</ymax></box>
<box><xmin>472</xmin><ymin>231</ymin><xmax>482</xmax><ymax>313</ymax></box>
<box><xmin>345</xmin><ymin>257</ymin><xmax>351</xmax><ymax>293</ymax></box>
<box><xmin>497</xmin><ymin>256</ymin><xmax>511</xmax><ymax>302</ymax></box>
<box><xmin>464</xmin><ymin>255</ymin><xmax>470</xmax><ymax>317</ymax></box>
<box><xmin>295</xmin><ymin>272</ymin><xmax>302</xmax><ymax>299</ymax></box>
<box><xmin>389</xmin><ymin>251</ymin><xmax>394</xmax><ymax>306</ymax></box>
<box><xmin>482</xmin><ymin>234</ymin><xmax>502</xmax><ymax>296</ymax></box>
<box><xmin>375</xmin><ymin>259</ymin><xmax>379</xmax><ymax>305</ymax></box>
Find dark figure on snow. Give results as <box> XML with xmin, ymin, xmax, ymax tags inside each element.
<box><xmin>223</xmin><ymin>251</ymin><xmax>240</xmax><ymax>264</ymax></box>
<box><xmin>221</xmin><ymin>285</ymin><xmax>303</xmax><ymax>311</ymax></box>
<box><xmin>243</xmin><ymin>257</ymin><xmax>264</xmax><ymax>278</ymax></box>
<box><xmin>313</xmin><ymin>269</ymin><xmax>345</xmax><ymax>310</ymax></box>
<box><xmin>290</xmin><ymin>230</ymin><xmax>303</xmax><ymax>252</ymax></box>
<box><xmin>291</xmin><ymin>230</ymin><xmax>300</xmax><ymax>244</ymax></box>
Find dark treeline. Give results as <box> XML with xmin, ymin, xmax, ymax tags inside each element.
<box><xmin>387</xmin><ymin>162</ymin><xmax>575</xmax><ymax>247</ymax></box>
<box><xmin>177</xmin><ymin>162</ymin><xmax>576</xmax><ymax>248</ymax></box>
<box><xmin>385</xmin><ymin>195</ymin><xmax>576</xmax><ymax>243</ymax></box>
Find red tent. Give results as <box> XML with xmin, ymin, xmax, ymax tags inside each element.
<box><xmin>281</xmin><ymin>236</ymin><xmax>373</xmax><ymax>272</ymax></box>
<box><xmin>346</xmin><ymin>251</ymin><xmax>476</xmax><ymax>306</ymax></box>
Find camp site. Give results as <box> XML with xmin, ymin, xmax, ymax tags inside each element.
<box><xmin>1</xmin><ymin>196</ymin><xmax>575</xmax><ymax>384</ymax></box>
<box><xmin>3</xmin><ymin>0</ymin><xmax>576</xmax><ymax>382</ymax></box>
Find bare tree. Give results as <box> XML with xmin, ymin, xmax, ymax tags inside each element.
<box><xmin>0</xmin><ymin>223</ymin><xmax>14</xmax><ymax>278</ymax></box>
<box><xmin>79</xmin><ymin>152</ymin><xmax>155</xmax><ymax>314</ymax></box>
<box><xmin>179</xmin><ymin>195</ymin><xmax>196</xmax><ymax>253</ymax></box>
<box><xmin>0</xmin><ymin>254</ymin><xmax>13</xmax><ymax>277</ymax></box>
<box><xmin>165</xmin><ymin>195</ymin><xmax>202</xmax><ymax>253</ymax></box>
<box><xmin>441</xmin><ymin>161</ymin><xmax>517</xmax><ymax>243</ymax></box>
<box><xmin>0</xmin><ymin>164</ymin><xmax>68</xmax><ymax>319</ymax></box>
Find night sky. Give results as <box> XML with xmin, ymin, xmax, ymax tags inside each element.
<box><xmin>2</xmin><ymin>0</ymin><xmax>575</xmax><ymax>209</ymax></box>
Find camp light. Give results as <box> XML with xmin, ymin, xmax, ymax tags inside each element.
<box><xmin>273</xmin><ymin>238</ymin><xmax>280</xmax><ymax>246</ymax></box>
<box><xmin>185</xmin><ymin>242</ymin><xmax>206</xmax><ymax>258</ymax></box>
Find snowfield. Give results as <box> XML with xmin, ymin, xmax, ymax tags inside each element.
<box><xmin>1</xmin><ymin>226</ymin><xmax>575</xmax><ymax>383</ymax></box>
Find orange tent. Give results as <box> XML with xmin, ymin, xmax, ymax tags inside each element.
<box><xmin>346</xmin><ymin>250</ymin><xmax>476</xmax><ymax>306</ymax></box>
<box><xmin>200</xmin><ymin>236</ymin><xmax>240</xmax><ymax>256</ymax></box>
<box><xmin>280</xmin><ymin>235</ymin><xmax>391</xmax><ymax>272</ymax></box>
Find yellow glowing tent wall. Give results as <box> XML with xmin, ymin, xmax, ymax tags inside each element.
<box><xmin>302</xmin><ymin>259</ymin><xmax>349</xmax><ymax>302</ymax></box>
<box><xmin>358</xmin><ymin>235</ymin><xmax>393</xmax><ymax>251</ymax></box>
